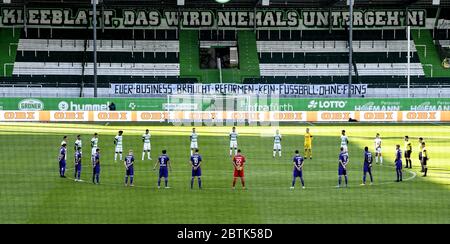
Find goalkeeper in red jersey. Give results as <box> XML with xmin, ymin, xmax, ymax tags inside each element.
<box><xmin>232</xmin><ymin>149</ymin><xmax>246</xmax><ymax>190</ymax></box>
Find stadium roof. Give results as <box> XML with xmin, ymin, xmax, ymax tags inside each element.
<box><xmin>3</xmin><ymin>0</ymin><xmax>450</xmax><ymax>8</ymax></box>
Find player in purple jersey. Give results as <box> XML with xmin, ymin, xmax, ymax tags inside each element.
<box><xmin>58</xmin><ymin>143</ymin><xmax>67</xmax><ymax>178</ymax></box>
<box><xmin>361</xmin><ymin>147</ymin><xmax>373</xmax><ymax>186</ymax></box>
<box><xmin>290</xmin><ymin>150</ymin><xmax>305</xmax><ymax>189</ymax></box>
<box><xmin>190</xmin><ymin>149</ymin><xmax>203</xmax><ymax>189</ymax></box>
<box><xmin>124</xmin><ymin>150</ymin><xmax>135</xmax><ymax>187</ymax></box>
<box><xmin>153</xmin><ymin>150</ymin><xmax>172</xmax><ymax>189</ymax></box>
<box><xmin>421</xmin><ymin>142</ymin><xmax>428</xmax><ymax>177</ymax></box>
<box><xmin>395</xmin><ymin>145</ymin><xmax>403</xmax><ymax>182</ymax></box>
<box><xmin>74</xmin><ymin>146</ymin><xmax>82</xmax><ymax>182</ymax></box>
<box><xmin>92</xmin><ymin>148</ymin><xmax>101</xmax><ymax>184</ymax></box>
<box><xmin>337</xmin><ymin>147</ymin><xmax>349</xmax><ymax>188</ymax></box>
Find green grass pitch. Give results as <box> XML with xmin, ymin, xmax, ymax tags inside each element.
<box><xmin>0</xmin><ymin>122</ymin><xmax>449</xmax><ymax>223</ymax></box>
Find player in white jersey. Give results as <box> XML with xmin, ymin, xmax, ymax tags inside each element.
<box><xmin>142</xmin><ymin>129</ymin><xmax>151</xmax><ymax>160</ymax></box>
<box><xmin>374</xmin><ymin>133</ymin><xmax>383</xmax><ymax>164</ymax></box>
<box><xmin>90</xmin><ymin>133</ymin><xmax>99</xmax><ymax>162</ymax></box>
<box><xmin>114</xmin><ymin>130</ymin><xmax>124</xmax><ymax>162</ymax></box>
<box><xmin>340</xmin><ymin>130</ymin><xmax>349</xmax><ymax>153</ymax></box>
<box><xmin>61</xmin><ymin>136</ymin><xmax>68</xmax><ymax>146</ymax></box>
<box><xmin>229</xmin><ymin>127</ymin><xmax>238</xmax><ymax>157</ymax></box>
<box><xmin>273</xmin><ymin>129</ymin><xmax>282</xmax><ymax>158</ymax></box>
<box><xmin>74</xmin><ymin>135</ymin><xmax>82</xmax><ymax>154</ymax></box>
<box><xmin>190</xmin><ymin>128</ymin><xmax>198</xmax><ymax>156</ymax></box>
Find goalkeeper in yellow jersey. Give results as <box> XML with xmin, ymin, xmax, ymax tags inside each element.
<box><xmin>304</xmin><ymin>128</ymin><xmax>313</xmax><ymax>160</ymax></box>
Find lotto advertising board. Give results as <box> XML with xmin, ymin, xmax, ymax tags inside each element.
<box><xmin>1</xmin><ymin>97</ymin><xmax>450</xmax><ymax>111</ymax></box>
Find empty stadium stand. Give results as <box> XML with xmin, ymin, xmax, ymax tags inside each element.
<box><xmin>4</xmin><ymin>28</ymin><xmax>188</xmax><ymax>87</ymax></box>
<box><xmin>253</xmin><ymin>27</ymin><xmax>450</xmax><ymax>85</ymax></box>
<box><xmin>3</xmin><ymin>27</ymin><xmax>450</xmax><ymax>88</ymax></box>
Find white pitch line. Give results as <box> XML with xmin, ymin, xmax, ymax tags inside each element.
<box><xmin>428</xmin><ymin>122</ymin><xmax>450</xmax><ymax>128</ymax></box>
<box><xmin>305</xmin><ymin>122</ymin><xmax>315</xmax><ymax>127</ymax></box>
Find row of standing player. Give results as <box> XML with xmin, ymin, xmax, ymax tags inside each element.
<box><xmin>57</xmin><ymin>128</ymin><xmax>429</xmax><ymax>188</ymax></box>
<box><xmin>326</xmin><ymin>131</ymin><xmax>429</xmax><ymax>188</ymax></box>
<box><xmin>56</xmin><ymin>144</ymin><xmax>420</xmax><ymax>189</ymax></box>
<box><xmin>56</xmin><ymin>127</ymin><xmax>246</xmax><ymax>189</ymax></box>
<box><xmin>338</xmin><ymin>131</ymin><xmax>430</xmax><ymax>188</ymax></box>
<box><xmin>59</xmin><ymin>126</ymin><xmax>286</xmax><ymax>165</ymax></box>
<box><xmin>366</xmin><ymin>133</ymin><xmax>429</xmax><ymax>178</ymax></box>
<box><xmin>57</xmin><ymin>129</ymin><xmax>151</xmax><ymax>183</ymax></box>
<box><xmin>60</xmin><ymin>127</ymin><xmax>237</xmax><ymax>162</ymax></box>
<box><xmin>58</xmin><ymin>142</ymin><xmax>248</xmax><ymax>189</ymax></box>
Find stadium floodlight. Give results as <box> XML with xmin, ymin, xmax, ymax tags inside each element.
<box><xmin>432</xmin><ymin>0</ymin><xmax>440</xmax><ymax>5</ymax></box>
<box><xmin>177</xmin><ymin>0</ymin><xmax>185</xmax><ymax>5</ymax></box>
<box><xmin>215</xmin><ymin>0</ymin><xmax>231</xmax><ymax>3</ymax></box>
<box><xmin>91</xmin><ymin>0</ymin><xmax>98</xmax><ymax>97</ymax></box>
<box><xmin>3</xmin><ymin>0</ymin><xmax>11</xmax><ymax>3</ymax></box>
<box><xmin>347</xmin><ymin>0</ymin><xmax>353</xmax><ymax>97</ymax></box>
<box><xmin>262</xmin><ymin>0</ymin><xmax>270</xmax><ymax>6</ymax></box>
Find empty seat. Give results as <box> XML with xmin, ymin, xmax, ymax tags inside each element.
<box><xmin>259</xmin><ymin>63</ymin><xmax>425</xmax><ymax>77</ymax></box>
<box><xmin>257</xmin><ymin>40</ymin><xmax>417</xmax><ymax>53</ymax></box>
<box><xmin>13</xmin><ymin>62</ymin><xmax>180</xmax><ymax>77</ymax></box>
<box><xmin>18</xmin><ymin>39</ymin><xmax>180</xmax><ymax>53</ymax></box>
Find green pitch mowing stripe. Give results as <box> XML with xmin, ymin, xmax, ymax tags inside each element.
<box><xmin>0</xmin><ymin>123</ymin><xmax>449</xmax><ymax>223</ymax></box>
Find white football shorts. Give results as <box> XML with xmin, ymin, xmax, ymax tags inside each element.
<box><xmin>230</xmin><ymin>141</ymin><xmax>238</xmax><ymax>149</ymax></box>
<box><xmin>273</xmin><ymin>143</ymin><xmax>282</xmax><ymax>150</ymax></box>
<box><xmin>143</xmin><ymin>143</ymin><xmax>151</xmax><ymax>151</ymax></box>
<box><xmin>190</xmin><ymin>142</ymin><xmax>198</xmax><ymax>149</ymax></box>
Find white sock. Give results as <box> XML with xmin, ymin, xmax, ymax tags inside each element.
<box><xmin>234</xmin><ymin>149</ymin><xmax>238</xmax><ymax>155</ymax></box>
<box><xmin>142</xmin><ymin>152</ymin><xmax>145</xmax><ymax>160</ymax></box>
<box><xmin>380</xmin><ymin>157</ymin><xmax>383</xmax><ymax>164</ymax></box>
<box><xmin>375</xmin><ymin>157</ymin><xmax>378</xmax><ymax>163</ymax></box>
<box><xmin>279</xmin><ymin>150</ymin><xmax>282</xmax><ymax>157</ymax></box>
<box><xmin>114</xmin><ymin>153</ymin><xmax>117</xmax><ymax>161</ymax></box>
<box><xmin>119</xmin><ymin>154</ymin><xmax>122</xmax><ymax>160</ymax></box>
<box><xmin>229</xmin><ymin>149</ymin><xmax>232</xmax><ymax>156</ymax></box>
<box><xmin>273</xmin><ymin>151</ymin><xmax>276</xmax><ymax>157</ymax></box>
<box><xmin>148</xmin><ymin>152</ymin><xmax>151</xmax><ymax>159</ymax></box>
<box><xmin>190</xmin><ymin>150</ymin><xmax>193</xmax><ymax>156</ymax></box>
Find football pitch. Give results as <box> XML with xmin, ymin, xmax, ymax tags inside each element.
<box><xmin>0</xmin><ymin>122</ymin><xmax>449</xmax><ymax>224</ymax></box>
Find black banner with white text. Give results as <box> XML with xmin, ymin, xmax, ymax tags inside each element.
<box><xmin>110</xmin><ymin>83</ymin><xmax>368</xmax><ymax>96</ymax></box>
<box><xmin>0</xmin><ymin>7</ymin><xmax>427</xmax><ymax>29</ymax></box>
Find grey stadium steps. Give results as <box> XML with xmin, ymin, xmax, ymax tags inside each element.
<box><xmin>256</xmin><ymin>29</ymin><xmax>408</xmax><ymax>41</ymax></box>
<box><xmin>21</xmin><ymin>28</ymin><xmax>179</xmax><ymax>40</ymax></box>
<box><xmin>199</xmin><ymin>29</ymin><xmax>237</xmax><ymax>41</ymax></box>
<box><xmin>258</xmin><ymin>52</ymin><xmax>420</xmax><ymax>64</ymax></box>
<box><xmin>244</xmin><ymin>76</ymin><xmax>450</xmax><ymax>87</ymax></box>
<box><xmin>12</xmin><ymin>62</ymin><xmax>180</xmax><ymax>77</ymax></box>
<box><xmin>15</xmin><ymin>51</ymin><xmax>179</xmax><ymax>63</ymax></box>
<box><xmin>17</xmin><ymin>39</ymin><xmax>179</xmax><ymax>53</ymax></box>
<box><xmin>1</xmin><ymin>75</ymin><xmax>196</xmax><ymax>88</ymax></box>
<box><xmin>259</xmin><ymin>63</ymin><xmax>425</xmax><ymax>77</ymax></box>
